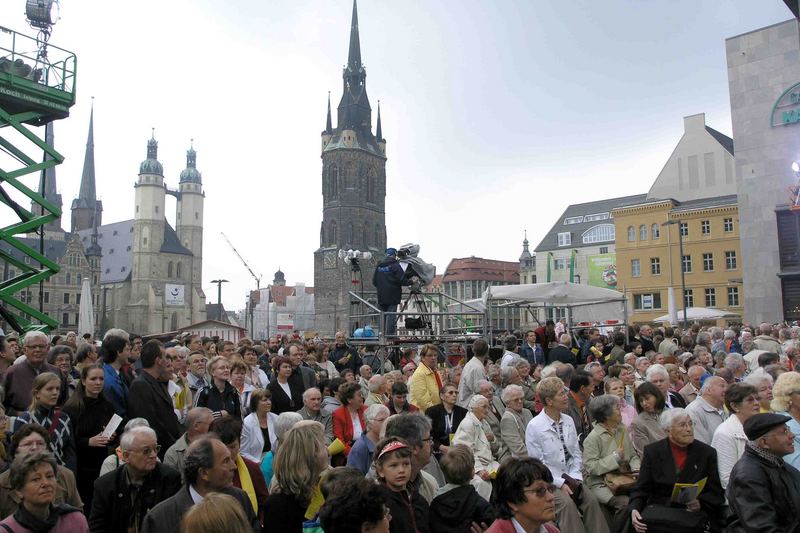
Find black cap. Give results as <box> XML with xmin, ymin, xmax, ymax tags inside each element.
<box><xmin>743</xmin><ymin>413</ymin><xmax>791</xmax><ymax>441</ymax></box>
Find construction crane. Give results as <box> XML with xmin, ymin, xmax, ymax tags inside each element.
<box><xmin>221</xmin><ymin>232</ymin><xmax>262</xmax><ymax>289</ymax></box>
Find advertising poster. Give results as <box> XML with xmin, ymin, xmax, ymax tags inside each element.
<box><xmin>165</xmin><ymin>284</ymin><xmax>185</xmax><ymax>306</ymax></box>
<box><xmin>587</xmin><ymin>254</ymin><xmax>617</xmax><ymax>289</ymax></box>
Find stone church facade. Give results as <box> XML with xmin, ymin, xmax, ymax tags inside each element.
<box><xmin>314</xmin><ymin>0</ymin><xmax>388</xmax><ymax>336</ymax></box>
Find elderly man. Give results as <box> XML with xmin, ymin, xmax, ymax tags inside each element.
<box><xmin>142</xmin><ymin>436</ymin><xmax>258</xmax><ymax>533</ymax></box>
<box><xmin>458</xmin><ymin>338</ymin><xmax>488</xmax><ymax>407</ymax></box>
<box><xmin>2</xmin><ymin>331</ymin><xmax>66</xmax><ymax>415</ymax></box>
<box><xmin>163</xmin><ymin>407</ymin><xmax>213</xmax><ymax>480</ymax></box>
<box><xmin>329</xmin><ymin>331</ymin><xmax>361</xmax><ymax>374</ymax></box>
<box><xmin>566</xmin><ymin>370</ymin><xmax>594</xmax><ymax>449</ymax></box>
<box><xmin>358</xmin><ymin>364</ymin><xmax>373</xmax><ymax>398</ymax></box>
<box><xmin>634</xmin><ymin>356</ymin><xmax>650</xmax><ymax>387</ymax></box>
<box><xmin>89</xmin><ymin>426</ymin><xmax>182</xmax><ymax>532</ymax></box>
<box><xmin>526</xmin><ymin>377</ymin><xmax>609</xmax><ymax>533</ymax></box>
<box><xmin>639</xmin><ymin>325</ymin><xmax>656</xmax><ymax>353</ymax></box>
<box><xmin>365</xmin><ymin>374</ymin><xmax>388</xmax><ymax>406</ymax></box>
<box><xmin>584</xmin><ymin>362</ymin><xmax>605</xmax><ymax>398</ymax></box>
<box><xmin>476</xmin><ymin>379</ymin><xmax>509</xmax><ymax>461</ymax></box>
<box><xmin>548</xmin><ymin>334</ymin><xmax>576</xmax><ymax>365</ymax></box>
<box><xmin>646</xmin><ymin>364</ymin><xmax>687</xmax><ymax>408</ymax></box>
<box><xmin>186</xmin><ymin>351</ymin><xmax>210</xmax><ymax>395</ymax></box>
<box><xmin>754</xmin><ymin>323</ymin><xmax>782</xmax><ymax>354</ymax></box>
<box><xmin>724</xmin><ymin>353</ymin><xmax>747</xmax><ymax>382</ymax></box>
<box><xmin>128</xmin><ymin>340</ymin><xmax>182</xmax><ymax>460</ymax></box>
<box><xmin>727</xmin><ymin>413</ymin><xmax>800</xmax><ymax>532</ymax></box>
<box><xmin>684</xmin><ymin>376</ymin><xmax>728</xmax><ymax>444</ymax></box>
<box><xmin>298</xmin><ymin>387</ymin><xmax>334</xmax><ymax>444</ymax></box>
<box><xmin>679</xmin><ymin>365</ymin><xmax>706</xmax><ymax>405</ymax></box>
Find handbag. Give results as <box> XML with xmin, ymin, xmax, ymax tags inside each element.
<box><xmin>604</xmin><ymin>470</ymin><xmax>637</xmax><ymax>495</ymax></box>
<box><xmin>640</xmin><ymin>504</ymin><xmax>708</xmax><ymax>533</ymax></box>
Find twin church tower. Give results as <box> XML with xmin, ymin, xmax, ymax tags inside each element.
<box><xmin>314</xmin><ymin>0</ymin><xmax>389</xmax><ymax>336</ymax></box>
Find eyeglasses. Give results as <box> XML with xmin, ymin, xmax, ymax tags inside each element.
<box><xmin>25</xmin><ymin>344</ymin><xmax>47</xmax><ymax>350</ymax></box>
<box><xmin>524</xmin><ymin>484</ymin><xmax>557</xmax><ymax>498</ymax></box>
<box><xmin>132</xmin><ymin>445</ymin><xmax>162</xmax><ymax>456</ymax></box>
<box><xmin>421</xmin><ymin>436</ymin><xmax>434</xmax><ymax>444</ymax></box>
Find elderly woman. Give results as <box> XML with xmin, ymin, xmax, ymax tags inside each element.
<box><xmin>745</xmin><ymin>373</ymin><xmax>774</xmax><ymax>413</ymax></box>
<box><xmin>331</xmin><ymin>382</ymin><xmax>366</xmax><ymax>458</ymax></box>
<box><xmin>426</xmin><ymin>383</ymin><xmax>467</xmax><ymax>455</ymax></box>
<box><xmin>0</xmin><ymin>451</ymin><xmax>88</xmax><ymax>532</ymax></box>
<box><xmin>630</xmin><ymin>409</ymin><xmax>724</xmax><ymax>533</ymax></box>
<box><xmin>604</xmin><ymin>378</ymin><xmax>636</xmax><ymax>428</ymax></box>
<box><xmin>485</xmin><ymin>457</ymin><xmax>559</xmax><ymax>533</ymax></box>
<box><xmin>710</xmin><ymin>383</ymin><xmax>761</xmax><ymax>489</ymax></box>
<box><xmin>629</xmin><ymin>382</ymin><xmax>666</xmax><ymax>457</ymax></box>
<box><xmin>771</xmin><ymin>371</ymin><xmax>800</xmax><ymax>469</ymax></box>
<box><xmin>510</xmin><ymin>358</ymin><xmax>538</xmax><ymax>413</ymax></box>
<box><xmin>582</xmin><ymin>394</ymin><xmax>640</xmax><ymax>528</ymax></box>
<box><xmin>452</xmin><ymin>395</ymin><xmax>499</xmax><ymax>501</ymax></box>
<box><xmin>499</xmin><ymin>384</ymin><xmax>533</xmax><ymax>458</ymax></box>
<box><xmin>264</xmin><ymin>421</ymin><xmax>329</xmax><ymax>533</ymax></box>
<box><xmin>346</xmin><ymin>403</ymin><xmax>389</xmax><ymax>475</ymax></box>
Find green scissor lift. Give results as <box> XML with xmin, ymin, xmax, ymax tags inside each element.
<box><xmin>0</xmin><ymin>25</ymin><xmax>76</xmax><ymax>332</ymax></box>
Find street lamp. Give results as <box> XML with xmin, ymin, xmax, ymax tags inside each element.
<box><xmin>210</xmin><ymin>279</ymin><xmax>229</xmax><ymax>321</ymax></box>
<box><xmin>662</xmin><ymin>220</ymin><xmax>688</xmax><ymax>327</ymax></box>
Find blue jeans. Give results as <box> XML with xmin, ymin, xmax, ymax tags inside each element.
<box><xmin>379</xmin><ymin>303</ymin><xmax>398</xmax><ymax>337</ymax></box>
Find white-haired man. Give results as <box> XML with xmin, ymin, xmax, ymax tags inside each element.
<box><xmin>646</xmin><ymin>364</ymin><xmax>687</xmax><ymax>409</ymax></box>
<box><xmin>2</xmin><ymin>331</ymin><xmax>65</xmax><ymax>415</ymax></box>
<box><xmin>298</xmin><ymin>387</ymin><xmax>333</xmax><ymax>444</ymax></box>
<box><xmin>684</xmin><ymin>376</ymin><xmax>728</xmax><ymax>444</ymax></box>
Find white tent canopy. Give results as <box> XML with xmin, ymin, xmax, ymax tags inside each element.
<box><xmin>653</xmin><ymin>307</ymin><xmax>740</xmax><ymax>323</ymax></box>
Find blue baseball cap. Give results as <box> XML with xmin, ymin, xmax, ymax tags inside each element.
<box><xmin>385</xmin><ymin>248</ymin><xmax>397</xmax><ymax>256</ymax></box>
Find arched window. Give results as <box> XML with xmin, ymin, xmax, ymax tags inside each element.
<box><xmin>347</xmin><ymin>223</ymin><xmax>354</xmax><ymax>245</ymax></box>
<box><xmin>171</xmin><ymin>312</ymin><xmax>178</xmax><ymax>331</ymax></box>
<box><xmin>651</xmin><ymin>223</ymin><xmax>660</xmax><ymax>239</ymax></box>
<box><xmin>328</xmin><ymin>164</ymin><xmax>339</xmax><ymax>199</ymax></box>
<box><xmin>639</xmin><ymin>224</ymin><xmax>648</xmax><ymax>240</ymax></box>
<box><xmin>581</xmin><ymin>224</ymin><xmax>615</xmax><ymax>244</ymax></box>
<box><xmin>627</xmin><ymin>226</ymin><xmax>635</xmax><ymax>242</ymax></box>
<box><xmin>176</xmin><ymin>262</ymin><xmax>182</xmax><ymax>279</ymax></box>
<box><xmin>329</xmin><ymin>220</ymin><xmax>337</xmax><ymax>245</ymax></box>
<box><xmin>366</xmin><ymin>168</ymin><xmax>376</xmax><ymax>203</ymax></box>
<box><xmin>167</xmin><ymin>262</ymin><xmax>173</xmax><ymax>278</ymax></box>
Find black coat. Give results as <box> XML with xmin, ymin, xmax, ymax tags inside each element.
<box><xmin>329</xmin><ymin>344</ymin><xmax>362</xmax><ymax>374</ymax></box>
<box><xmin>668</xmin><ymin>391</ymin><xmax>688</xmax><ymax>409</ymax></box>
<box><xmin>127</xmin><ymin>372</ymin><xmax>183</xmax><ymax>459</ymax></box>
<box><xmin>425</xmin><ymin>403</ymin><xmax>467</xmax><ymax>452</ymax></box>
<box><xmin>727</xmin><ymin>444</ymin><xmax>800</xmax><ymax>533</ymax></box>
<box><xmin>547</xmin><ymin>345</ymin><xmax>576</xmax><ymax>365</ymax></box>
<box><xmin>267</xmin><ymin>377</ymin><xmax>303</xmax><ymax>415</ymax></box>
<box><xmin>629</xmin><ymin>438</ymin><xmax>724</xmax><ymax>525</ymax></box>
<box><xmin>263</xmin><ymin>492</ymin><xmax>307</xmax><ymax>533</ymax></box>
<box><xmin>373</xmin><ymin>257</ymin><xmax>411</xmax><ymax>306</ymax></box>
<box><xmin>379</xmin><ymin>484</ymin><xmax>430</xmax><ymax>533</ymax></box>
<box><xmin>429</xmin><ymin>485</ymin><xmax>494</xmax><ymax>533</ymax></box>
<box><xmin>194</xmin><ymin>381</ymin><xmax>242</xmax><ymax>419</ymax></box>
<box><xmin>88</xmin><ymin>463</ymin><xmax>181</xmax><ymax>533</ymax></box>
<box><xmin>142</xmin><ymin>485</ymin><xmax>258</xmax><ymax>533</ymax></box>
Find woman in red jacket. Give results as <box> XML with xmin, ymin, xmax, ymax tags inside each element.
<box><xmin>331</xmin><ymin>382</ymin><xmax>366</xmax><ymax>457</ymax></box>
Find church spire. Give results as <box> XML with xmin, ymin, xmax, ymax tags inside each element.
<box><xmin>376</xmin><ymin>100</ymin><xmax>382</xmax><ymax>140</ymax></box>
<box><xmin>347</xmin><ymin>0</ymin><xmax>362</xmax><ymax>71</ymax></box>
<box><xmin>325</xmin><ymin>91</ymin><xmax>332</xmax><ymax>133</ymax></box>
<box><xmin>519</xmin><ymin>230</ymin><xmax>532</xmax><ymax>262</ymax></box>
<box><xmin>78</xmin><ymin>100</ymin><xmax>96</xmax><ymax>207</ymax></box>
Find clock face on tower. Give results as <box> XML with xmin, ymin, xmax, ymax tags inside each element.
<box><xmin>323</xmin><ymin>250</ymin><xmax>337</xmax><ymax>270</ymax></box>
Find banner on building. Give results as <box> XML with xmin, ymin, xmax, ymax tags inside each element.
<box><xmin>165</xmin><ymin>284</ymin><xmax>185</xmax><ymax>306</ymax></box>
<box><xmin>586</xmin><ymin>254</ymin><xmax>617</xmax><ymax>290</ymax></box>
<box><xmin>277</xmin><ymin>312</ymin><xmax>295</xmax><ymax>331</ymax></box>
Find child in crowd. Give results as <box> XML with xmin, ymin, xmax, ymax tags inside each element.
<box><xmin>429</xmin><ymin>445</ymin><xmax>495</xmax><ymax>533</ymax></box>
<box><xmin>374</xmin><ymin>437</ymin><xmax>429</xmax><ymax>533</ymax></box>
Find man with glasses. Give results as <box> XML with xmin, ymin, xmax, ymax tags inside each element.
<box><xmin>2</xmin><ymin>331</ymin><xmax>65</xmax><ymax>415</ymax></box>
<box><xmin>381</xmin><ymin>412</ymin><xmax>438</xmax><ymax>504</ymax></box>
<box><xmin>89</xmin><ymin>426</ymin><xmax>181</xmax><ymax>532</ymax></box>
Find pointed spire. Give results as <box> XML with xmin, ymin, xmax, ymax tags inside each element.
<box><xmin>326</xmin><ymin>91</ymin><xmax>332</xmax><ymax>133</ymax></box>
<box><xmin>78</xmin><ymin>99</ymin><xmax>96</xmax><ymax>204</ymax></box>
<box><xmin>147</xmin><ymin>127</ymin><xmax>158</xmax><ymax>159</ymax></box>
<box><xmin>376</xmin><ymin>100</ymin><xmax>382</xmax><ymax>140</ymax></box>
<box><xmin>347</xmin><ymin>0</ymin><xmax>362</xmax><ymax>71</ymax></box>
<box><xmin>519</xmin><ymin>229</ymin><xmax>532</xmax><ymax>262</ymax></box>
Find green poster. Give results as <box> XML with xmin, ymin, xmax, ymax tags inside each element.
<box><xmin>587</xmin><ymin>253</ymin><xmax>617</xmax><ymax>289</ymax></box>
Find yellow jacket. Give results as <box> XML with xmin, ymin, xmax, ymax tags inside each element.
<box><xmin>409</xmin><ymin>363</ymin><xmax>441</xmax><ymax>412</ymax></box>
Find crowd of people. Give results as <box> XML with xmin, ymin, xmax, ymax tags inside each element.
<box><xmin>0</xmin><ymin>321</ymin><xmax>797</xmax><ymax>532</ymax></box>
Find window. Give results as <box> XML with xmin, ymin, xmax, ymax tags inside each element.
<box><xmin>650</xmin><ymin>257</ymin><xmax>661</xmax><ymax>275</ymax></box>
<box><xmin>627</xmin><ymin>226</ymin><xmax>635</xmax><ymax>241</ymax></box>
<box><xmin>651</xmin><ymin>223</ymin><xmax>660</xmax><ymax>239</ymax></box>
<box><xmin>176</xmin><ymin>262</ymin><xmax>182</xmax><ymax>279</ymax></box>
<box><xmin>703</xmin><ymin>253</ymin><xmax>714</xmax><ymax>272</ymax></box>
<box><xmin>599</xmin><ymin>246</ymin><xmax>609</xmax><ymax>254</ymax></box>
<box><xmin>701</xmin><ymin>220</ymin><xmax>710</xmax><ymax>235</ymax></box>
<box><xmin>680</xmin><ymin>222</ymin><xmax>688</xmax><ymax>237</ymax></box>
<box><xmin>23</xmin><ymin>256</ymin><xmax>30</xmax><ymax>264</ymax></box>
<box><xmin>682</xmin><ymin>254</ymin><xmax>692</xmax><ymax>273</ymax></box>
<box><xmin>684</xmin><ymin>289</ymin><xmax>694</xmax><ymax>308</ymax></box>
<box><xmin>62</xmin><ymin>313</ymin><xmax>69</xmax><ymax>326</ymax></box>
<box><xmin>583</xmin><ymin>213</ymin><xmax>610</xmax><ymax>222</ymax></box>
<box><xmin>63</xmin><ymin>293</ymin><xmax>69</xmax><ymax>304</ymax></box>
<box><xmin>639</xmin><ymin>225</ymin><xmax>648</xmax><ymax>240</ymax></box>
<box><xmin>167</xmin><ymin>262</ymin><xmax>173</xmax><ymax>278</ymax></box>
<box><xmin>557</xmin><ymin>232</ymin><xmax>571</xmax><ymax>247</ymax></box>
<box><xmin>155</xmin><ymin>205</ymin><xmax>159</xmax><ymax>214</ymax></box>
<box><xmin>43</xmin><ymin>292</ymin><xmax>49</xmax><ymax>304</ymax></box>
<box><xmin>554</xmin><ymin>258</ymin><xmax>567</xmax><ymax>270</ymax></box>
<box><xmin>725</xmin><ymin>251</ymin><xmax>737</xmax><ymax>270</ymax></box>
<box><xmin>581</xmin><ymin>224</ymin><xmax>614</xmax><ymax>244</ymax></box>
<box><xmin>705</xmin><ymin>288</ymin><xmax>716</xmax><ymax>307</ymax></box>
<box><xmin>634</xmin><ymin>293</ymin><xmax>661</xmax><ymax>310</ymax></box>
<box><xmin>65</xmin><ymin>273</ymin><xmax>71</xmax><ymax>285</ymax></box>
<box><xmin>724</xmin><ymin>218</ymin><xmax>734</xmax><ymax>232</ymax></box>
<box><xmin>563</xmin><ymin>216</ymin><xmax>583</xmax><ymax>225</ymax></box>
<box><xmin>74</xmin><ymin>313</ymin><xmax>79</xmax><ymax>325</ymax></box>
<box><xmin>728</xmin><ymin>287</ymin><xmax>740</xmax><ymax>306</ymax></box>
<box><xmin>631</xmin><ymin>259</ymin><xmax>641</xmax><ymax>277</ymax></box>
<box><xmin>76</xmin><ymin>293</ymin><xmax>81</xmax><ymax>305</ymax></box>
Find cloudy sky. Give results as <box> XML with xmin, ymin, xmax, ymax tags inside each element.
<box><xmin>0</xmin><ymin>0</ymin><xmax>792</xmax><ymax>312</ymax></box>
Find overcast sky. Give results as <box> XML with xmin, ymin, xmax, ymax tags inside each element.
<box><xmin>0</xmin><ymin>1</ymin><xmax>792</xmax><ymax>313</ymax></box>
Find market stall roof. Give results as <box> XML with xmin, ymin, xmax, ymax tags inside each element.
<box><xmin>482</xmin><ymin>281</ymin><xmax>626</xmax><ymax>306</ymax></box>
<box><xmin>653</xmin><ymin>307</ymin><xmax>740</xmax><ymax>323</ymax></box>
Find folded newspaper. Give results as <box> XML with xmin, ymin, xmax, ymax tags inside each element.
<box><xmin>670</xmin><ymin>477</ymin><xmax>707</xmax><ymax>504</ymax></box>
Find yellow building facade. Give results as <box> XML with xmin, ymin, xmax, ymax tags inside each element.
<box><xmin>613</xmin><ymin>195</ymin><xmax>743</xmax><ymax>324</ymax></box>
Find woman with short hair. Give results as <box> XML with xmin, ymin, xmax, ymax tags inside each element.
<box><xmin>486</xmin><ymin>457</ymin><xmax>559</xmax><ymax>533</ymax></box>
<box><xmin>266</xmin><ymin>356</ymin><xmax>303</xmax><ymax>415</ymax></box>
<box><xmin>240</xmin><ymin>389</ymin><xmax>278</xmax><ymax>463</ymax></box>
<box><xmin>193</xmin><ymin>356</ymin><xmax>241</xmax><ymax>419</ymax></box>
<box><xmin>331</xmin><ymin>382</ymin><xmax>367</xmax><ymax>458</ymax></box>
<box><xmin>711</xmin><ymin>383</ymin><xmax>761</xmax><ymax>489</ymax></box>
<box><xmin>239</xmin><ymin>346</ymin><xmax>269</xmax><ymax>390</ymax></box>
<box><xmin>499</xmin><ymin>384</ymin><xmax>533</xmax><ymax>458</ymax></box>
<box><xmin>230</xmin><ymin>360</ymin><xmax>256</xmax><ymax>417</ymax></box>
<box><xmin>744</xmin><ymin>373</ymin><xmax>774</xmax><ymax>413</ymax></box>
<box><xmin>452</xmin><ymin>395</ymin><xmax>499</xmax><ymax>501</ymax></box>
<box><xmin>629</xmin><ymin>382</ymin><xmax>666</xmax><ymax>457</ymax></box>
<box><xmin>426</xmin><ymin>384</ymin><xmax>467</xmax><ymax>455</ymax></box>
<box><xmin>771</xmin><ymin>371</ymin><xmax>800</xmax><ymax>469</ymax></box>
<box><xmin>0</xmin><ymin>451</ymin><xmax>88</xmax><ymax>532</ymax></box>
